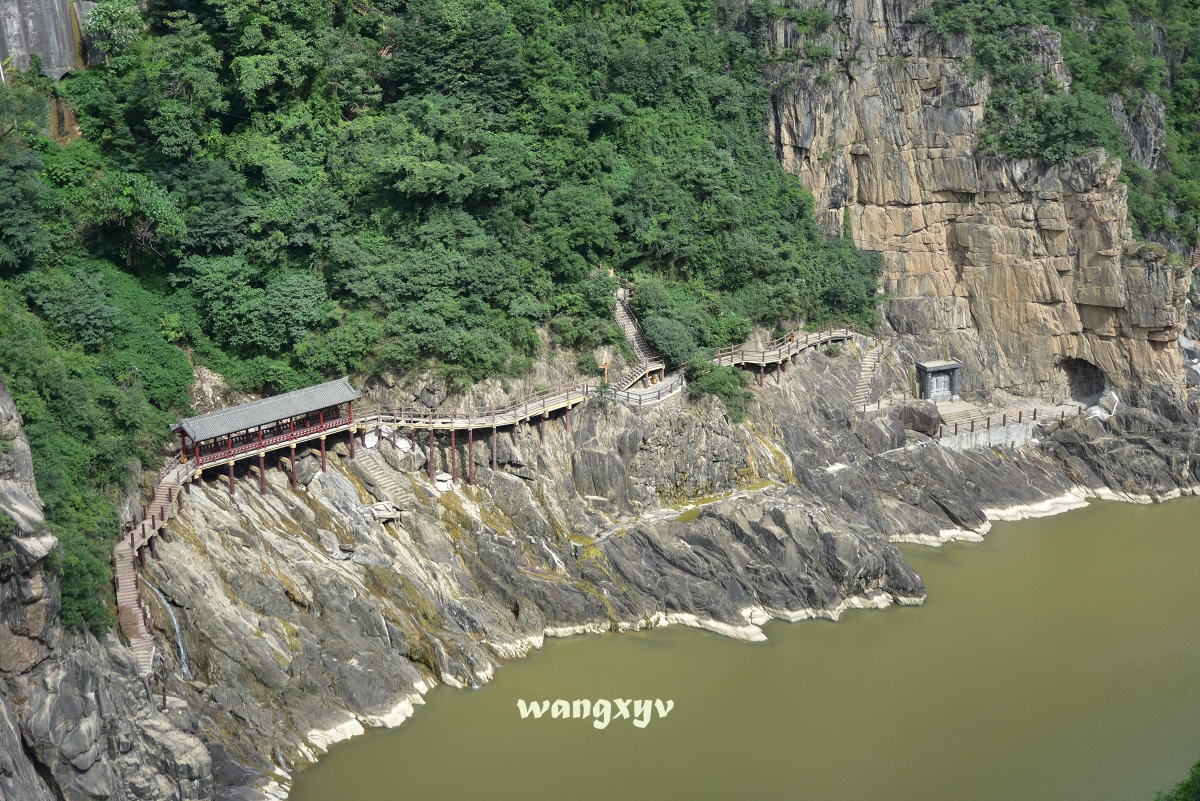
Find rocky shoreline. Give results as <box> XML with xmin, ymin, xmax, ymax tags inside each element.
<box><xmin>3</xmin><ymin>1</ymin><xmax>1199</xmax><ymax>797</ymax></box>
<box><xmin>3</xmin><ymin>330</ymin><xmax>1199</xmax><ymax>800</ymax></box>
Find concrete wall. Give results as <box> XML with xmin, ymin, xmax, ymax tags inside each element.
<box><xmin>936</xmin><ymin>421</ymin><xmax>1040</xmax><ymax>452</ymax></box>
<box><xmin>1</xmin><ymin>0</ymin><xmax>82</xmax><ymax>78</ymax></box>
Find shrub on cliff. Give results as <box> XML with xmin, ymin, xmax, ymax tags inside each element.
<box><xmin>685</xmin><ymin>357</ymin><xmax>754</xmax><ymax>422</ymax></box>
<box><xmin>1157</xmin><ymin>759</ymin><xmax>1200</xmax><ymax>801</ymax></box>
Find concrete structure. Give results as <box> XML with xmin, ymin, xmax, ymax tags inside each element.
<box><xmin>917</xmin><ymin>360</ymin><xmax>963</xmax><ymax>402</ymax></box>
<box><xmin>0</xmin><ymin>0</ymin><xmax>99</xmax><ymax>78</ymax></box>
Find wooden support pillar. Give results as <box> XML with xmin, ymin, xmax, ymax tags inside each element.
<box><xmin>290</xmin><ymin>445</ymin><xmax>297</xmax><ymax>489</ymax></box>
<box><xmin>149</xmin><ymin>535</ymin><xmax>158</xmax><ymax>560</ymax></box>
<box><xmin>320</xmin><ymin>436</ymin><xmax>327</xmax><ymax>472</ymax></box>
<box><xmin>228</xmin><ymin>461</ymin><xmax>235</xmax><ymax>496</ymax></box>
<box><xmin>758</xmin><ymin>365</ymin><xmax>764</xmax><ymax>386</ymax></box>
<box><xmin>139</xmin><ymin>546</ymin><xmax>147</xmax><ymax>568</ymax></box>
<box><xmin>539</xmin><ymin>415</ymin><xmax>545</xmax><ymax>444</ymax></box>
<box><xmin>259</xmin><ymin>453</ymin><xmax>266</xmax><ymax>495</ymax></box>
<box><xmin>492</xmin><ymin>426</ymin><xmax>498</xmax><ymax>471</ymax></box>
<box><xmin>565</xmin><ymin>407</ymin><xmax>571</xmax><ymax>435</ymax></box>
<box><xmin>468</xmin><ymin>428</ymin><xmax>475</xmax><ymax>486</ymax></box>
<box><xmin>349</xmin><ymin>428</ymin><xmax>356</xmax><ymax>459</ymax></box>
<box><xmin>450</xmin><ymin>429</ymin><xmax>457</xmax><ymax>483</ymax></box>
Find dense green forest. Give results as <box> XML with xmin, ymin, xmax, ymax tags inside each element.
<box><xmin>0</xmin><ymin>0</ymin><xmax>1197</xmax><ymax>633</ymax></box>
<box><xmin>0</xmin><ymin>0</ymin><xmax>880</xmax><ymax>630</ymax></box>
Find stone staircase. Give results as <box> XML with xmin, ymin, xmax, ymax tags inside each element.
<box><xmin>613</xmin><ymin>288</ymin><xmax>665</xmax><ymax>389</ymax></box>
<box><xmin>360</xmin><ymin>450</ymin><xmax>415</xmax><ymax>503</ymax></box>
<box><xmin>852</xmin><ymin>342</ymin><xmax>887</xmax><ymax>408</ymax></box>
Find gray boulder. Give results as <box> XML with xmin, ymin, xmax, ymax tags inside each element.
<box><xmin>896</xmin><ymin>400</ymin><xmax>943</xmax><ymax>436</ymax></box>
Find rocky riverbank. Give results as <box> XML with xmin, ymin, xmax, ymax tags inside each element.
<box><xmin>4</xmin><ymin>331</ymin><xmax>1199</xmax><ymax>800</ymax></box>
<box><xmin>2</xmin><ymin>1</ymin><xmax>1198</xmax><ymax>798</ymax></box>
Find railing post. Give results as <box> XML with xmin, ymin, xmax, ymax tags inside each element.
<box><xmin>1033</xmin><ymin>408</ymin><xmax>1038</xmax><ymax>421</ymax></box>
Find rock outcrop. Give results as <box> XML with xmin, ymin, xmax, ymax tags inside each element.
<box><xmin>0</xmin><ymin>380</ymin><xmax>212</xmax><ymax>801</ymax></box>
<box><xmin>119</xmin><ymin>339</ymin><xmax>1200</xmax><ymax>799</ymax></box>
<box><xmin>765</xmin><ymin>0</ymin><xmax>1191</xmax><ymax>408</ymax></box>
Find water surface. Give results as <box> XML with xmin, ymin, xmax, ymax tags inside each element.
<box><xmin>289</xmin><ymin>498</ymin><xmax>1200</xmax><ymax>801</ymax></box>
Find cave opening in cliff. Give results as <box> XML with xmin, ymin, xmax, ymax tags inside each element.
<box><xmin>1060</xmin><ymin>358</ymin><xmax>1107</xmax><ymax>402</ymax></box>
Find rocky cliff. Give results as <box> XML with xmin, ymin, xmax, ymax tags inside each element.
<box><xmin>765</xmin><ymin>0</ymin><xmax>1192</xmax><ymax>409</ymax></box>
<box><xmin>5</xmin><ymin>328</ymin><xmax>1200</xmax><ymax>800</ymax></box>
<box><xmin>0</xmin><ymin>380</ymin><xmax>212</xmax><ymax>801</ymax></box>
<box><xmin>100</xmin><ymin>338</ymin><xmax>1200</xmax><ymax>800</ymax></box>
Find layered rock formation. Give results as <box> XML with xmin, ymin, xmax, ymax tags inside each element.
<box><xmin>0</xmin><ymin>380</ymin><xmax>212</xmax><ymax>801</ymax></box>
<box><xmin>765</xmin><ymin>0</ymin><xmax>1192</xmax><ymax>408</ymax></box>
<box><xmin>112</xmin><ymin>340</ymin><xmax>1199</xmax><ymax>799</ymax></box>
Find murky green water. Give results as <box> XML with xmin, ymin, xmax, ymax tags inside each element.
<box><xmin>289</xmin><ymin>498</ymin><xmax>1200</xmax><ymax>801</ymax></box>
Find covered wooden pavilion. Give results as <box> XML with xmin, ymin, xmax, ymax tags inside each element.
<box><xmin>174</xmin><ymin>377</ymin><xmax>361</xmax><ymax>494</ymax></box>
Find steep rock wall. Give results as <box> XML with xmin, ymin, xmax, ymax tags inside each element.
<box><xmin>765</xmin><ymin>0</ymin><xmax>1191</xmax><ymax>408</ymax></box>
<box><xmin>0</xmin><ymin>380</ymin><xmax>212</xmax><ymax>801</ymax></box>
<box><xmin>130</xmin><ymin>341</ymin><xmax>1200</xmax><ymax>799</ymax></box>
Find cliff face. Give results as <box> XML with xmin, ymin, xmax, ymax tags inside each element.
<box><xmin>0</xmin><ymin>380</ymin><xmax>212</xmax><ymax>801</ymax></box>
<box><xmin>125</xmin><ymin>338</ymin><xmax>1200</xmax><ymax>800</ymax></box>
<box><xmin>5</xmin><ymin>336</ymin><xmax>1200</xmax><ymax>800</ymax></box>
<box><xmin>765</xmin><ymin>0</ymin><xmax>1191</xmax><ymax>409</ymax></box>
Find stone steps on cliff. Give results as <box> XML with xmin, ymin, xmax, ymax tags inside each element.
<box><xmin>360</xmin><ymin>450</ymin><xmax>415</xmax><ymax>502</ymax></box>
<box><xmin>851</xmin><ymin>346</ymin><xmax>885</xmax><ymax>406</ymax></box>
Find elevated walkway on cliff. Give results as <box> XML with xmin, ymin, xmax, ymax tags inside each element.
<box><xmin>113</xmin><ymin>286</ymin><xmax>886</xmax><ymax>674</ymax></box>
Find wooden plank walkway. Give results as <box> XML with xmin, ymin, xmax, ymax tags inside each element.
<box><xmin>110</xmin><ymin>291</ymin><xmax>877</xmax><ymax>672</ymax></box>
<box><xmin>112</xmin><ymin>461</ymin><xmax>188</xmax><ymax>674</ymax></box>
<box><xmin>713</xmin><ymin>326</ymin><xmax>858</xmax><ymax>369</ymax></box>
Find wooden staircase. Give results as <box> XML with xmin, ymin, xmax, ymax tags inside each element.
<box><xmin>113</xmin><ymin>539</ymin><xmax>155</xmax><ymax>673</ymax></box>
<box><xmin>112</xmin><ymin>461</ymin><xmax>188</xmax><ymax>675</ymax></box>
<box><xmin>613</xmin><ymin>288</ymin><xmax>665</xmax><ymax>390</ymax></box>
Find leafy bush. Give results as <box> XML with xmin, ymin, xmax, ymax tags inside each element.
<box><xmin>577</xmin><ymin>354</ymin><xmax>603</xmax><ymax>377</ymax></box>
<box><xmin>685</xmin><ymin>357</ymin><xmax>754</xmax><ymax>422</ymax></box>
<box><xmin>1156</xmin><ymin>759</ymin><xmax>1200</xmax><ymax>801</ymax></box>
<box><xmin>643</xmin><ymin>317</ymin><xmax>698</xmax><ymax>369</ymax></box>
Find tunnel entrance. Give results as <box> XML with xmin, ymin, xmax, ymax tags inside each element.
<box><xmin>1060</xmin><ymin>358</ymin><xmax>1106</xmax><ymax>402</ymax></box>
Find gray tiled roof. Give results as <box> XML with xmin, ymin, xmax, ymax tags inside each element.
<box><xmin>176</xmin><ymin>378</ymin><xmax>361</xmax><ymax>442</ymax></box>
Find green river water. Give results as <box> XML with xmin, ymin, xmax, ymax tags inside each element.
<box><xmin>289</xmin><ymin>498</ymin><xmax>1200</xmax><ymax>801</ymax></box>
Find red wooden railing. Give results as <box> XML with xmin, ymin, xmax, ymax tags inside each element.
<box><xmin>936</xmin><ymin>406</ymin><xmax>1084</xmax><ymax>438</ymax></box>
